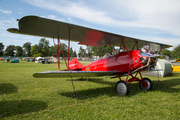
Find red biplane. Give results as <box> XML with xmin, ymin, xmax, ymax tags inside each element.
<box><xmin>7</xmin><ymin>16</ymin><xmax>172</xmax><ymax>96</ymax></box>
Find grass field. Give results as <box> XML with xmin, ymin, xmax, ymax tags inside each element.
<box><xmin>0</xmin><ymin>60</ymin><xmax>180</xmax><ymax>119</ymax></box>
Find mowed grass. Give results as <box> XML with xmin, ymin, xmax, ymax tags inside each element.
<box><xmin>0</xmin><ymin>60</ymin><xmax>180</xmax><ymax>119</ymax></box>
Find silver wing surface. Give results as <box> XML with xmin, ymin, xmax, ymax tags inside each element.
<box><xmin>33</xmin><ymin>71</ymin><xmax>120</xmax><ymax>78</ymax></box>
<box><xmin>7</xmin><ymin>15</ymin><xmax>172</xmax><ymax>51</ymax></box>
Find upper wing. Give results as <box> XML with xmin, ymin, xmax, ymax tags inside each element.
<box><xmin>7</xmin><ymin>15</ymin><xmax>172</xmax><ymax>51</ymax></box>
<box><xmin>33</xmin><ymin>71</ymin><xmax>120</xmax><ymax>78</ymax></box>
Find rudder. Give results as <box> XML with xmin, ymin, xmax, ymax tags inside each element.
<box><xmin>69</xmin><ymin>58</ymin><xmax>84</xmax><ymax>70</ymax></box>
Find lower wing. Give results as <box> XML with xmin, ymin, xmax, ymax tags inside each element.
<box><xmin>33</xmin><ymin>71</ymin><xmax>121</xmax><ymax>78</ymax></box>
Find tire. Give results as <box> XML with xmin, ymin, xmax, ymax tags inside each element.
<box><xmin>116</xmin><ymin>80</ymin><xmax>130</xmax><ymax>96</ymax></box>
<box><xmin>139</xmin><ymin>78</ymin><xmax>153</xmax><ymax>90</ymax></box>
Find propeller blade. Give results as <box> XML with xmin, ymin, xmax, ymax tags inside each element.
<box><xmin>140</xmin><ymin>52</ymin><xmax>162</xmax><ymax>58</ymax></box>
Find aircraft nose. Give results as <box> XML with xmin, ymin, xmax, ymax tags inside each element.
<box><xmin>139</xmin><ymin>57</ymin><xmax>147</xmax><ymax>63</ymax></box>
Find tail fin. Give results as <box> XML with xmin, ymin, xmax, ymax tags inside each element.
<box><xmin>69</xmin><ymin>58</ymin><xmax>84</xmax><ymax>70</ymax></box>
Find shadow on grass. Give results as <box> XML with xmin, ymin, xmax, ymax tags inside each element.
<box><xmin>60</xmin><ymin>86</ymin><xmax>116</xmax><ymax>100</ymax></box>
<box><xmin>60</xmin><ymin>77</ymin><xmax>180</xmax><ymax>99</ymax></box>
<box><xmin>0</xmin><ymin>83</ymin><xmax>18</xmax><ymax>95</ymax></box>
<box><xmin>0</xmin><ymin>100</ymin><xmax>47</xmax><ymax>118</ymax></box>
<box><xmin>152</xmin><ymin>78</ymin><xmax>180</xmax><ymax>92</ymax></box>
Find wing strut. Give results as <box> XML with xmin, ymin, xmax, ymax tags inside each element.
<box><xmin>53</xmin><ymin>27</ymin><xmax>71</xmax><ymax>71</ymax></box>
<box><xmin>57</xmin><ymin>37</ymin><xmax>61</xmax><ymax>70</ymax></box>
<box><xmin>109</xmin><ymin>38</ymin><xmax>124</xmax><ymax>60</ymax></box>
<box><xmin>53</xmin><ymin>37</ymin><xmax>60</xmax><ymax>71</ymax></box>
<box><xmin>68</xmin><ymin>28</ymin><xmax>70</xmax><ymax>70</ymax></box>
<box><xmin>122</xmin><ymin>38</ymin><xmax>129</xmax><ymax>52</ymax></box>
<box><xmin>132</xmin><ymin>40</ymin><xmax>139</xmax><ymax>50</ymax></box>
<box><xmin>58</xmin><ymin>36</ymin><xmax>68</xmax><ymax>68</ymax></box>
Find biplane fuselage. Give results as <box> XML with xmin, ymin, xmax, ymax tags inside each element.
<box><xmin>81</xmin><ymin>50</ymin><xmax>145</xmax><ymax>74</ymax></box>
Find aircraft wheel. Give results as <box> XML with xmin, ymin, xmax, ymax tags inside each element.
<box><xmin>116</xmin><ymin>80</ymin><xmax>130</xmax><ymax>96</ymax></box>
<box><xmin>139</xmin><ymin>78</ymin><xmax>153</xmax><ymax>90</ymax></box>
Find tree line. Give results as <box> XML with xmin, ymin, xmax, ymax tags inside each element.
<box><xmin>1</xmin><ymin>38</ymin><xmax>180</xmax><ymax>59</ymax></box>
<box><xmin>161</xmin><ymin>46</ymin><xmax>180</xmax><ymax>59</ymax></box>
<box><xmin>0</xmin><ymin>38</ymin><xmax>77</xmax><ymax>57</ymax></box>
<box><xmin>0</xmin><ymin>38</ymin><xmax>116</xmax><ymax>58</ymax></box>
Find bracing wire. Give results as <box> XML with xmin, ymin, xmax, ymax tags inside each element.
<box><xmin>70</xmin><ymin>70</ymin><xmax>77</xmax><ymax>104</ymax></box>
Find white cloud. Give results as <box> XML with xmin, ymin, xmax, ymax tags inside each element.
<box><xmin>41</xmin><ymin>15</ymin><xmax>66</xmax><ymax>22</ymax></box>
<box><xmin>22</xmin><ymin>0</ymin><xmax>180</xmax><ymax>35</ymax></box>
<box><xmin>19</xmin><ymin>0</ymin><xmax>180</xmax><ymax>49</ymax></box>
<box><xmin>0</xmin><ymin>19</ymin><xmax>18</xmax><ymax>30</ymax></box>
<box><xmin>45</xmin><ymin>15</ymin><xmax>57</xmax><ymax>20</ymax></box>
<box><xmin>0</xmin><ymin>9</ymin><xmax>12</xmax><ymax>14</ymax></box>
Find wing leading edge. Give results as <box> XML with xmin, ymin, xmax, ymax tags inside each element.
<box><xmin>33</xmin><ymin>71</ymin><xmax>120</xmax><ymax>78</ymax></box>
<box><xmin>7</xmin><ymin>15</ymin><xmax>172</xmax><ymax>51</ymax></box>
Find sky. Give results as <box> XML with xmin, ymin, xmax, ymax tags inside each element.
<box><xmin>0</xmin><ymin>0</ymin><xmax>180</xmax><ymax>52</ymax></box>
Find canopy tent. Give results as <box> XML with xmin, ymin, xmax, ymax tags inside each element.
<box><xmin>11</xmin><ymin>59</ymin><xmax>19</xmax><ymax>63</ymax></box>
<box><xmin>35</xmin><ymin>57</ymin><xmax>44</xmax><ymax>63</ymax></box>
<box><xmin>143</xmin><ymin>59</ymin><xmax>172</xmax><ymax>77</ymax></box>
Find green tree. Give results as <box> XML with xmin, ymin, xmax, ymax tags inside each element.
<box><xmin>161</xmin><ymin>49</ymin><xmax>172</xmax><ymax>58</ymax></box>
<box><xmin>70</xmin><ymin>47</ymin><xmax>73</xmax><ymax>57</ymax></box>
<box><xmin>171</xmin><ymin>45</ymin><xmax>180</xmax><ymax>59</ymax></box>
<box><xmin>52</xmin><ymin>43</ymin><xmax>68</xmax><ymax>57</ymax></box>
<box><xmin>78</xmin><ymin>46</ymin><xmax>87</xmax><ymax>57</ymax></box>
<box><xmin>15</xmin><ymin>46</ymin><xmax>23</xmax><ymax>57</ymax></box>
<box><xmin>90</xmin><ymin>45</ymin><xmax>114</xmax><ymax>57</ymax></box>
<box><xmin>30</xmin><ymin>38</ymin><xmax>52</xmax><ymax>57</ymax></box>
<box><xmin>33</xmin><ymin>53</ymin><xmax>43</xmax><ymax>57</ymax></box>
<box><xmin>86</xmin><ymin>46</ymin><xmax>92</xmax><ymax>58</ymax></box>
<box><xmin>50</xmin><ymin>46</ymin><xmax>56</xmax><ymax>57</ymax></box>
<box><xmin>31</xmin><ymin>44</ymin><xmax>39</xmax><ymax>56</ymax></box>
<box><xmin>5</xmin><ymin>45</ymin><xmax>16</xmax><ymax>56</ymax></box>
<box><xmin>72</xmin><ymin>51</ymin><xmax>77</xmax><ymax>57</ymax></box>
<box><xmin>38</xmin><ymin>38</ymin><xmax>50</xmax><ymax>56</ymax></box>
<box><xmin>23</xmin><ymin>42</ymin><xmax>31</xmax><ymax>57</ymax></box>
<box><xmin>59</xmin><ymin>43</ymin><xmax>68</xmax><ymax>57</ymax></box>
<box><xmin>0</xmin><ymin>42</ymin><xmax>4</xmax><ymax>56</ymax></box>
<box><xmin>22</xmin><ymin>50</ymin><xmax>26</xmax><ymax>57</ymax></box>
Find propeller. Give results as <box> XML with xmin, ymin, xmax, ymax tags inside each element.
<box><xmin>140</xmin><ymin>52</ymin><xmax>162</xmax><ymax>58</ymax></box>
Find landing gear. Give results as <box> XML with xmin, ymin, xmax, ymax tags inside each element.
<box><xmin>116</xmin><ymin>80</ymin><xmax>130</xmax><ymax>96</ymax></box>
<box><xmin>115</xmin><ymin>73</ymin><xmax>153</xmax><ymax>96</ymax></box>
<box><xmin>139</xmin><ymin>78</ymin><xmax>153</xmax><ymax>90</ymax></box>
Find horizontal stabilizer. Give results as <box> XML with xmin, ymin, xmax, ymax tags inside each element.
<box><xmin>33</xmin><ymin>71</ymin><xmax>120</xmax><ymax>78</ymax></box>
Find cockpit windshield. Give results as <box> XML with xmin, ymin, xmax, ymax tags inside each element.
<box><xmin>141</xmin><ymin>45</ymin><xmax>154</xmax><ymax>54</ymax></box>
<box><xmin>99</xmin><ymin>53</ymin><xmax>112</xmax><ymax>61</ymax></box>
